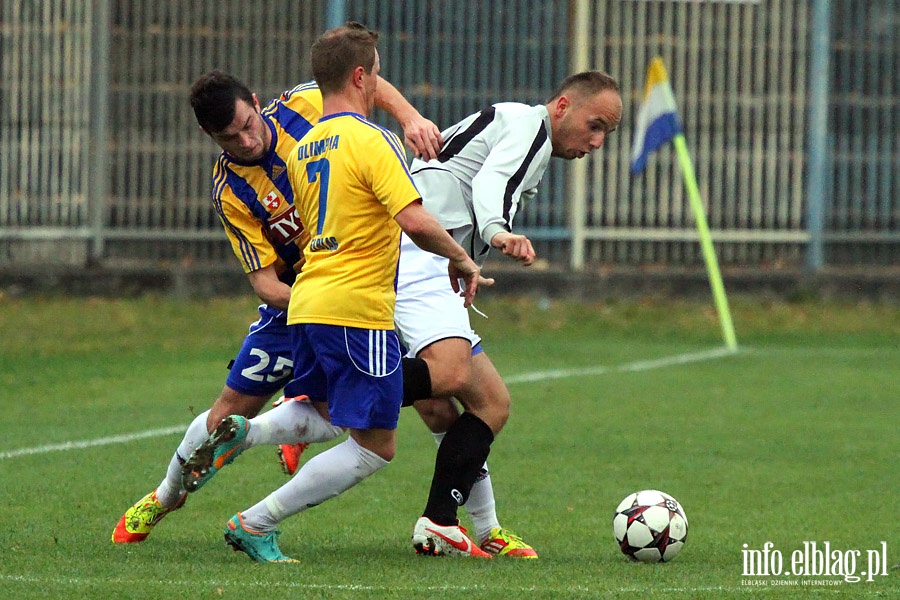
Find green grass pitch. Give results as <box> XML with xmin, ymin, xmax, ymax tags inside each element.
<box><xmin>1</xmin><ymin>295</ymin><xmax>897</xmax><ymax>599</ymax></box>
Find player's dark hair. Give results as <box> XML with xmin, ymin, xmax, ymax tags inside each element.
<box><xmin>547</xmin><ymin>71</ymin><xmax>619</xmax><ymax>104</ymax></box>
<box><xmin>310</xmin><ymin>21</ymin><xmax>379</xmax><ymax>96</ymax></box>
<box><xmin>190</xmin><ymin>70</ymin><xmax>255</xmax><ymax>134</ymax></box>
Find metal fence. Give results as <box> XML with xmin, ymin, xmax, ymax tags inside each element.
<box><xmin>828</xmin><ymin>0</ymin><xmax>900</xmax><ymax>266</ymax></box>
<box><xmin>580</xmin><ymin>0</ymin><xmax>812</xmax><ymax>267</ymax></box>
<box><xmin>1</xmin><ymin>0</ymin><xmax>898</xmax><ymax>271</ymax></box>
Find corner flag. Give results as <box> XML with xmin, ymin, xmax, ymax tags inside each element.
<box><xmin>631</xmin><ymin>57</ymin><xmax>738</xmax><ymax>351</ymax></box>
<box><xmin>631</xmin><ymin>58</ymin><xmax>682</xmax><ymax>174</ymax></box>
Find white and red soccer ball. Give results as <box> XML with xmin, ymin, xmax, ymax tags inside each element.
<box><xmin>613</xmin><ymin>489</ymin><xmax>689</xmax><ymax>562</ymax></box>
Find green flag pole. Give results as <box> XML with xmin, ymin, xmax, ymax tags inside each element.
<box><xmin>672</xmin><ymin>134</ymin><xmax>738</xmax><ymax>351</ymax></box>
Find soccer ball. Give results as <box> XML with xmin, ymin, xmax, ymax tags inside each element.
<box><xmin>613</xmin><ymin>489</ymin><xmax>688</xmax><ymax>562</ymax></box>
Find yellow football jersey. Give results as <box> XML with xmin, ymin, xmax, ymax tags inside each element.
<box><xmin>286</xmin><ymin>112</ymin><xmax>421</xmax><ymax>329</ymax></box>
<box><xmin>212</xmin><ymin>82</ymin><xmax>323</xmax><ymax>284</ymax></box>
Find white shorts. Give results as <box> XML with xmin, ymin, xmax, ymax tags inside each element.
<box><xmin>394</xmin><ymin>233</ymin><xmax>481</xmax><ymax>358</ymax></box>
<box><xmin>410</xmin><ymin>166</ymin><xmax>481</xmax><ymax>262</ymax></box>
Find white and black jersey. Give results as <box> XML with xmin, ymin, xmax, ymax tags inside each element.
<box><xmin>410</xmin><ymin>102</ymin><xmax>552</xmax><ymax>266</ymax></box>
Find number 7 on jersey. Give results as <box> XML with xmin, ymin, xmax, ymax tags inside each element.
<box><xmin>305</xmin><ymin>158</ymin><xmax>330</xmax><ymax>235</ymax></box>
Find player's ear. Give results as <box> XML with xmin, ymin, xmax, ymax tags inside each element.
<box><xmin>354</xmin><ymin>65</ymin><xmax>366</xmax><ymax>88</ymax></box>
<box><xmin>553</xmin><ymin>95</ymin><xmax>570</xmax><ymax>118</ymax></box>
<box><xmin>252</xmin><ymin>93</ymin><xmax>262</xmax><ymax>111</ymax></box>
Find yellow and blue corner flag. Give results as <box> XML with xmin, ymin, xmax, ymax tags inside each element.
<box><xmin>630</xmin><ymin>57</ymin><xmax>682</xmax><ymax>174</ymax></box>
<box><xmin>629</xmin><ymin>57</ymin><xmax>738</xmax><ymax>351</ymax></box>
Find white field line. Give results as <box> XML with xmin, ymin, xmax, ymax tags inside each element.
<box><xmin>0</xmin><ymin>426</ymin><xmax>185</xmax><ymax>459</ymax></box>
<box><xmin>0</xmin><ymin>347</ymin><xmax>741</xmax><ymax>461</ymax></box>
<box><xmin>504</xmin><ymin>346</ymin><xmax>740</xmax><ymax>384</ymax></box>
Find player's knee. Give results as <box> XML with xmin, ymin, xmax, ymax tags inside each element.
<box><xmin>367</xmin><ymin>447</ymin><xmax>395</xmax><ymax>462</ymax></box>
<box><xmin>465</xmin><ymin>386</ymin><xmax>510</xmax><ymax>434</ymax></box>
<box><xmin>443</xmin><ymin>365</ymin><xmax>471</xmax><ymax>396</ymax></box>
<box><xmin>419</xmin><ymin>339</ymin><xmax>473</xmax><ymax>397</ymax></box>
<box><xmin>427</xmin><ymin>357</ymin><xmax>471</xmax><ymax>397</ymax></box>
<box><xmin>414</xmin><ymin>398</ymin><xmax>460</xmax><ymax>433</ymax></box>
<box><xmin>356</xmin><ymin>438</ymin><xmax>395</xmax><ymax>463</ymax></box>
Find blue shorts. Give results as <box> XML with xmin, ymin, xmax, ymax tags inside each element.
<box><xmin>284</xmin><ymin>323</ymin><xmax>403</xmax><ymax>430</ymax></box>
<box><xmin>225</xmin><ymin>305</ymin><xmax>293</xmax><ymax>397</ymax></box>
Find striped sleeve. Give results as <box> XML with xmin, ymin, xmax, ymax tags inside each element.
<box><xmin>211</xmin><ymin>160</ymin><xmax>278</xmax><ymax>273</ymax></box>
<box><xmin>471</xmin><ymin>114</ymin><xmax>549</xmax><ymax>244</ymax></box>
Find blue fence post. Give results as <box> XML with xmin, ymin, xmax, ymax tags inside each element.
<box><xmin>325</xmin><ymin>0</ymin><xmax>347</xmax><ymax>30</ymax></box>
<box><xmin>805</xmin><ymin>0</ymin><xmax>832</xmax><ymax>273</ymax></box>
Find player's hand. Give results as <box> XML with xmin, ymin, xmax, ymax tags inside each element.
<box><xmin>447</xmin><ymin>255</ymin><xmax>482</xmax><ymax>308</ymax></box>
<box><xmin>491</xmin><ymin>232</ymin><xmax>536</xmax><ymax>266</ymax></box>
<box><xmin>402</xmin><ymin>115</ymin><xmax>442</xmax><ymax>160</ymax></box>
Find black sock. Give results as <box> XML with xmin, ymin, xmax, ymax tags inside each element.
<box><xmin>401</xmin><ymin>357</ymin><xmax>432</xmax><ymax>407</ymax></box>
<box><xmin>422</xmin><ymin>412</ymin><xmax>494</xmax><ymax>526</ymax></box>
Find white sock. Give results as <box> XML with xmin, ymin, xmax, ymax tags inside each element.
<box><xmin>432</xmin><ymin>431</ymin><xmax>499</xmax><ymax>543</ymax></box>
<box><xmin>244</xmin><ymin>399</ymin><xmax>344</xmax><ymax>448</ymax></box>
<box><xmin>466</xmin><ymin>467</ymin><xmax>500</xmax><ymax>543</ymax></box>
<box><xmin>156</xmin><ymin>409</ymin><xmax>211</xmax><ymax>507</ymax></box>
<box><xmin>241</xmin><ymin>437</ymin><xmax>388</xmax><ymax>532</ymax></box>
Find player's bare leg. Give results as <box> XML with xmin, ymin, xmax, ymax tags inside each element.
<box><xmin>415</xmin><ymin>337</ymin><xmax>508</xmax><ymax>434</ymax></box>
<box><xmin>417</xmin><ymin>337</ymin><xmax>472</xmax><ymax>397</ymax></box>
<box><xmin>416</xmin><ymin>340</ymin><xmax>510</xmax><ymax>434</ymax></box>
<box><xmin>454</xmin><ymin>352</ymin><xmax>510</xmax><ymax>435</ymax></box>
<box><xmin>206</xmin><ymin>386</ymin><xmax>272</xmax><ymax>431</ymax></box>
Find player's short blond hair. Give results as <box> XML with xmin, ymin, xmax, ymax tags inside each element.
<box><xmin>547</xmin><ymin>71</ymin><xmax>619</xmax><ymax>104</ymax></box>
<box><xmin>311</xmin><ymin>21</ymin><xmax>379</xmax><ymax>96</ymax></box>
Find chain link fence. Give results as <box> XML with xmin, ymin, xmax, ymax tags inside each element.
<box><xmin>1</xmin><ymin>0</ymin><xmax>897</xmax><ymax>271</ymax></box>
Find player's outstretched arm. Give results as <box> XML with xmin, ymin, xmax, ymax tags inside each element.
<box><xmin>375</xmin><ymin>76</ymin><xmax>442</xmax><ymax>160</ymax></box>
